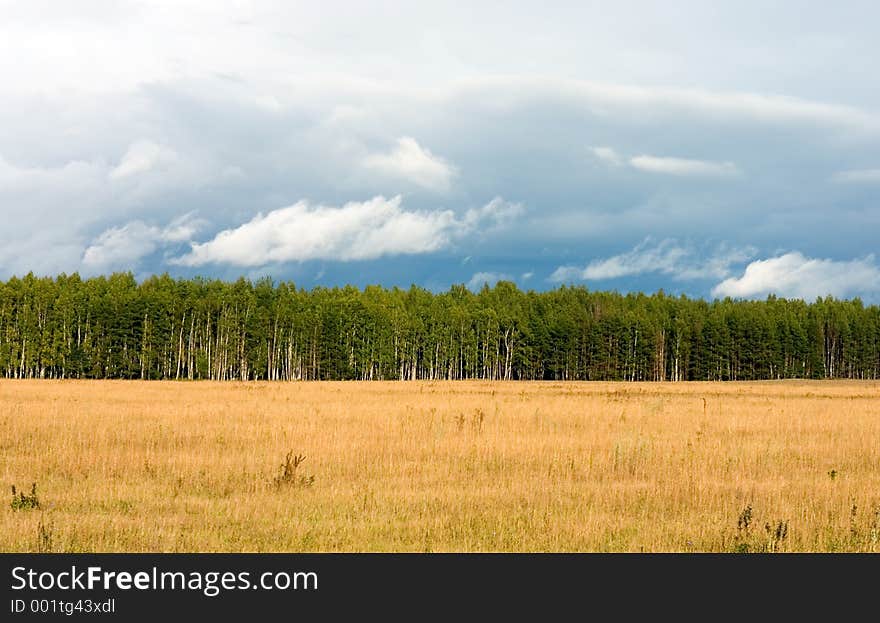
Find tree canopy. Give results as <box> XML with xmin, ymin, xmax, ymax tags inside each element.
<box><xmin>1</xmin><ymin>273</ymin><xmax>878</xmax><ymax>381</ymax></box>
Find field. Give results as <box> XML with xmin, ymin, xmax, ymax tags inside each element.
<box><xmin>2</xmin><ymin>380</ymin><xmax>880</xmax><ymax>552</ymax></box>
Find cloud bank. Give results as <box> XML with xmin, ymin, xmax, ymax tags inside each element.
<box><xmin>2</xmin><ymin>3</ymin><xmax>880</xmax><ymax>298</ymax></box>
<box><xmin>590</xmin><ymin>148</ymin><xmax>741</xmax><ymax>177</ymax></box>
<box><xmin>712</xmin><ymin>252</ymin><xmax>880</xmax><ymax>300</ymax></box>
<box><xmin>551</xmin><ymin>238</ymin><xmax>756</xmax><ymax>283</ymax></box>
<box><xmin>362</xmin><ymin>137</ymin><xmax>456</xmax><ymax>191</ymax></box>
<box><xmin>629</xmin><ymin>155</ymin><xmax>740</xmax><ymax>177</ymax></box>
<box><xmin>174</xmin><ymin>196</ymin><xmax>522</xmax><ymax>267</ymax></box>
<box><xmin>110</xmin><ymin>140</ymin><xmax>180</xmax><ymax>180</ymax></box>
<box><xmin>83</xmin><ymin>213</ymin><xmax>204</xmax><ymax>272</ymax></box>
<box><xmin>554</xmin><ymin>242</ymin><xmax>880</xmax><ymax>301</ymax></box>
<box><xmin>590</xmin><ymin>146</ymin><xmax>623</xmax><ymax>166</ymax></box>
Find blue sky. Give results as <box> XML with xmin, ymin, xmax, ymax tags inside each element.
<box><xmin>1</xmin><ymin>1</ymin><xmax>879</xmax><ymax>300</ymax></box>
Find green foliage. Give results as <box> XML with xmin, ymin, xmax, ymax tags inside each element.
<box><xmin>10</xmin><ymin>483</ymin><xmax>40</xmax><ymax>511</ymax></box>
<box><xmin>1</xmin><ymin>273</ymin><xmax>879</xmax><ymax>382</ymax></box>
<box><xmin>765</xmin><ymin>520</ymin><xmax>789</xmax><ymax>552</ymax></box>
<box><xmin>737</xmin><ymin>504</ymin><xmax>753</xmax><ymax>532</ymax></box>
<box><xmin>732</xmin><ymin>504</ymin><xmax>790</xmax><ymax>553</ymax></box>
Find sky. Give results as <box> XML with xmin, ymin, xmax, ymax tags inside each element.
<box><xmin>1</xmin><ymin>0</ymin><xmax>879</xmax><ymax>301</ymax></box>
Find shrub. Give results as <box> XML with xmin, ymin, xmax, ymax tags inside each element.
<box><xmin>272</xmin><ymin>452</ymin><xmax>315</xmax><ymax>489</ymax></box>
<box><xmin>11</xmin><ymin>483</ymin><xmax>40</xmax><ymax>511</ymax></box>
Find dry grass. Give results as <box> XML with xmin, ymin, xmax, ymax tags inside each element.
<box><xmin>2</xmin><ymin>379</ymin><xmax>880</xmax><ymax>552</ymax></box>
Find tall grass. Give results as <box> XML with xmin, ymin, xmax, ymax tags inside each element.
<box><xmin>2</xmin><ymin>379</ymin><xmax>879</xmax><ymax>552</ymax></box>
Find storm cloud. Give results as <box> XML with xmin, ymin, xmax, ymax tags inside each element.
<box><xmin>2</xmin><ymin>1</ymin><xmax>879</xmax><ymax>299</ymax></box>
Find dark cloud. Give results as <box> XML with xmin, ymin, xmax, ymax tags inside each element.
<box><xmin>1</xmin><ymin>3</ymin><xmax>879</xmax><ymax>300</ymax></box>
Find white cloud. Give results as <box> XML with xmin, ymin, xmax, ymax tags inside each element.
<box><xmin>467</xmin><ymin>271</ymin><xmax>512</xmax><ymax>291</ymax></box>
<box><xmin>110</xmin><ymin>140</ymin><xmax>179</xmax><ymax>180</ymax></box>
<box><xmin>2</xmin><ymin>4</ymin><xmax>879</xmax><ymax>285</ymax></box>
<box><xmin>712</xmin><ymin>252</ymin><xmax>880</xmax><ymax>300</ymax></box>
<box><xmin>0</xmin><ymin>154</ymin><xmax>105</xmax><ymax>193</ymax></box>
<box><xmin>590</xmin><ymin>147</ymin><xmax>741</xmax><ymax>178</ymax></box>
<box><xmin>1</xmin><ymin>141</ymin><xmax>192</xmax><ymax>201</ymax></box>
<box><xmin>174</xmin><ymin>196</ymin><xmax>521</xmax><ymax>267</ymax></box>
<box><xmin>579</xmin><ymin>239</ymin><xmax>689</xmax><ymax>280</ymax></box>
<box><xmin>485</xmin><ymin>76</ymin><xmax>879</xmax><ymax>132</ymax></box>
<box><xmin>463</xmin><ymin>196</ymin><xmax>524</xmax><ymax>231</ymax></box>
<box><xmin>362</xmin><ymin>137</ymin><xmax>456</xmax><ymax>191</ymax></box>
<box><xmin>590</xmin><ymin>146</ymin><xmax>622</xmax><ymax>166</ymax></box>
<box><xmin>675</xmin><ymin>243</ymin><xmax>757</xmax><ymax>280</ymax></box>
<box><xmin>82</xmin><ymin>222</ymin><xmax>163</xmax><ymax>271</ymax></box>
<box><xmin>161</xmin><ymin>213</ymin><xmax>204</xmax><ymax>243</ymax></box>
<box><xmin>629</xmin><ymin>155</ymin><xmax>740</xmax><ymax>177</ymax></box>
<box><xmin>521</xmin><ymin>271</ymin><xmax>534</xmax><ymax>280</ymax></box>
<box><xmin>550</xmin><ymin>238</ymin><xmax>756</xmax><ymax>282</ymax></box>
<box><xmin>0</xmin><ymin>230</ymin><xmax>85</xmax><ymax>279</ymax></box>
<box><xmin>832</xmin><ymin>168</ymin><xmax>880</xmax><ymax>183</ymax></box>
<box><xmin>2</xmin><ymin>3</ymin><xmax>879</xmax><ymax>136</ymax></box>
<box><xmin>83</xmin><ymin>213</ymin><xmax>204</xmax><ymax>272</ymax></box>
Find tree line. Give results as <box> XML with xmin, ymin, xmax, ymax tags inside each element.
<box><xmin>1</xmin><ymin>272</ymin><xmax>879</xmax><ymax>382</ymax></box>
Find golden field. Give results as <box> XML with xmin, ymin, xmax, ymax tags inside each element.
<box><xmin>2</xmin><ymin>379</ymin><xmax>880</xmax><ymax>552</ymax></box>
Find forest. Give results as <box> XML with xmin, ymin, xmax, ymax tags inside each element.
<box><xmin>1</xmin><ymin>272</ymin><xmax>879</xmax><ymax>382</ymax></box>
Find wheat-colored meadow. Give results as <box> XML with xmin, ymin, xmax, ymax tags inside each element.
<box><xmin>2</xmin><ymin>380</ymin><xmax>879</xmax><ymax>552</ymax></box>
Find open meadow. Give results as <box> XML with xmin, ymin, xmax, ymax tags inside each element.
<box><xmin>2</xmin><ymin>380</ymin><xmax>880</xmax><ymax>552</ymax></box>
